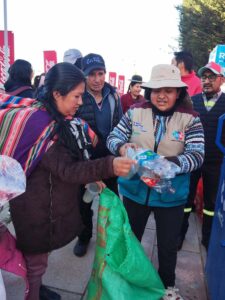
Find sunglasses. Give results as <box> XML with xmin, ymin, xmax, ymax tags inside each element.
<box><xmin>201</xmin><ymin>74</ymin><xmax>222</xmax><ymax>82</ymax></box>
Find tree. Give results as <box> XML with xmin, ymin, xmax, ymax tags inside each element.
<box><xmin>176</xmin><ymin>0</ymin><xmax>225</xmax><ymax>70</ymax></box>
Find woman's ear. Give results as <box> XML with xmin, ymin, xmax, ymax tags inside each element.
<box><xmin>53</xmin><ymin>91</ymin><xmax>61</xmax><ymax>101</ymax></box>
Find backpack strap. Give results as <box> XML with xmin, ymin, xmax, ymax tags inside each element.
<box><xmin>9</xmin><ymin>86</ymin><xmax>32</xmax><ymax>96</ymax></box>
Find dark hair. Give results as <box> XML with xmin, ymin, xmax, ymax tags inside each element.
<box><xmin>33</xmin><ymin>73</ymin><xmax>45</xmax><ymax>89</ymax></box>
<box><xmin>144</xmin><ymin>87</ymin><xmax>193</xmax><ymax>110</ymax></box>
<box><xmin>8</xmin><ymin>59</ymin><xmax>33</xmax><ymax>85</ymax></box>
<box><xmin>38</xmin><ymin>62</ymin><xmax>86</xmax><ymax>159</ymax></box>
<box><xmin>174</xmin><ymin>51</ymin><xmax>194</xmax><ymax>73</ymax></box>
<box><xmin>74</xmin><ymin>57</ymin><xmax>82</xmax><ymax>70</ymax></box>
<box><xmin>33</xmin><ymin>73</ymin><xmax>45</xmax><ymax>98</ymax></box>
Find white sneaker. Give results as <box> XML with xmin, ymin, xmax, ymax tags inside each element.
<box><xmin>163</xmin><ymin>287</ymin><xmax>184</xmax><ymax>300</ymax></box>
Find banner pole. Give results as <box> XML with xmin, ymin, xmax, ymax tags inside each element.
<box><xmin>3</xmin><ymin>0</ymin><xmax>9</xmax><ymax>76</ymax></box>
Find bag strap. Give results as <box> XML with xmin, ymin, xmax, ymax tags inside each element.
<box><xmin>9</xmin><ymin>86</ymin><xmax>32</xmax><ymax>96</ymax></box>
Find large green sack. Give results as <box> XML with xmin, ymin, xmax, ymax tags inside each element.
<box><xmin>86</xmin><ymin>188</ymin><xmax>165</xmax><ymax>300</ymax></box>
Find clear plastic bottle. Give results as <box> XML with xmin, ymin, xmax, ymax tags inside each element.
<box><xmin>83</xmin><ymin>183</ymin><xmax>101</xmax><ymax>203</ymax></box>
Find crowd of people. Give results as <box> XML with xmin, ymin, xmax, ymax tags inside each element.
<box><xmin>0</xmin><ymin>48</ymin><xmax>225</xmax><ymax>300</ymax></box>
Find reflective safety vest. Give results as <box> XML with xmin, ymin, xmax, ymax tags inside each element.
<box><xmin>184</xmin><ymin>207</ymin><xmax>192</xmax><ymax>213</ymax></box>
<box><xmin>203</xmin><ymin>209</ymin><xmax>214</xmax><ymax>217</ymax></box>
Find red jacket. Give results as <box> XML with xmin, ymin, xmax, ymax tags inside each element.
<box><xmin>0</xmin><ymin>228</ymin><xmax>29</xmax><ymax>297</ymax></box>
<box><xmin>121</xmin><ymin>92</ymin><xmax>145</xmax><ymax>113</ymax></box>
<box><xmin>181</xmin><ymin>71</ymin><xmax>202</xmax><ymax>96</ymax></box>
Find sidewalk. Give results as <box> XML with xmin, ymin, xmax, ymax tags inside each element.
<box><xmin>3</xmin><ymin>199</ymin><xmax>209</xmax><ymax>300</ymax></box>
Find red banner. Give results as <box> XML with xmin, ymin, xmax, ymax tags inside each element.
<box><xmin>108</xmin><ymin>72</ymin><xmax>117</xmax><ymax>87</ymax></box>
<box><xmin>118</xmin><ymin>75</ymin><xmax>125</xmax><ymax>97</ymax></box>
<box><xmin>43</xmin><ymin>50</ymin><xmax>57</xmax><ymax>73</ymax></box>
<box><xmin>0</xmin><ymin>31</ymin><xmax>14</xmax><ymax>86</ymax></box>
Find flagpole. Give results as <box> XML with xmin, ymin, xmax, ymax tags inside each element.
<box><xmin>3</xmin><ymin>0</ymin><xmax>9</xmax><ymax>75</ymax></box>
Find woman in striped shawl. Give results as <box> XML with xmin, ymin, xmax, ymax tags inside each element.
<box><xmin>0</xmin><ymin>62</ymin><xmax>135</xmax><ymax>300</ymax></box>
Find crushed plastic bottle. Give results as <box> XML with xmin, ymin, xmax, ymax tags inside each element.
<box><xmin>124</xmin><ymin>148</ymin><xmax>181</xmax><ymax>193</ymax></box>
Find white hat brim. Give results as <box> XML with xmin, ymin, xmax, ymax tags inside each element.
<box><xmin>141</xmin><ymin>80</ymin><xmax>187</xmax><ymax>89</ymax></box>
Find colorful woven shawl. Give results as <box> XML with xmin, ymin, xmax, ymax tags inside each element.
<box><xmin>0</xmin><ymin>93</ymin><xmax>56</xmax><ymax>176</ymax></box>
<box><xmin>0</xmin><ymin>93</ymin><xmax>98</xmax><ymax>176</ymax></box>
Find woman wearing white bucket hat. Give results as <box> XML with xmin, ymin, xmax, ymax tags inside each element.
<box><xmin>107</xmin><ymin>64</ymin><xmax>205</xmax><ymax>300</ymax></box>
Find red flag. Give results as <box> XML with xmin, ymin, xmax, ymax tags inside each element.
<box><xmin>43</xmin><ymin>50</ymin><xmax>57</xmax><ymax>73</ymax></box>
<box><xmin>118</xmin><ymin>75</ymin><xmax>125</xmax><ymax>96</ymax></box>
<box><xmin>0</xmin><ymin>31</ymin><xmax>14</xmax><ymax>86</ymax></box>
<box><xmin>108</xmin><ymin>72</ymin><xmax>117</xmax><ymax>87</ymax></box>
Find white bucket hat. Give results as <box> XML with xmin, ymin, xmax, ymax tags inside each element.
<box><xmin>142</xmin><ymin>64</ymin><xmax>187</xmax><ymax>89</ymax></box>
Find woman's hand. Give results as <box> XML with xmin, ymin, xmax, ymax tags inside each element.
<box><xmin>95</xmin><ymin>181</ymin><xmax>106</xmax><ymax>192</ymax></box>
<box><xmin>119</xmin><ymin>143</ymin><xmax>139</xmax><ymax>157</ymax></box>
<box><xmin>113</xmin><ymin>157</ymin><xmax>136</xmax><ymax>177</ymax></box>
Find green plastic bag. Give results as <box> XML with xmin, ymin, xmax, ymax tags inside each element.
<box><xmin>86</xmin><ymin>188</ymin><xmax>165</xmax><ymax>300</ymax></box>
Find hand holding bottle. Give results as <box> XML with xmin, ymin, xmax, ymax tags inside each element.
<box><xmin>113</xmin><ymin>157</ymin><xmax>137</xmax><ymax>177</ymax></box>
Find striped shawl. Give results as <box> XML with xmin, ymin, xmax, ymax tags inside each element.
<box><xmin>0</xmin><ymin>93</ymin><xmax>97</xmax><ymax>176</ymax></box>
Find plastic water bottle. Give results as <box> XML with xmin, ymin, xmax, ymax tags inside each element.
<box><xmin>83</xmin><ymin>183</ymin><xmax>101</xmax><ymax>203</ymax></box>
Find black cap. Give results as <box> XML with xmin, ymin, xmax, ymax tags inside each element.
<box><xmin>129</xmin><ymin>74</ymin><xmax>143</xmax><ymax>83</ymax></box>
<box><xmin>82</xmin><ymin>53</ymin><xmax>106</xmax><ymax>76</ymax></box>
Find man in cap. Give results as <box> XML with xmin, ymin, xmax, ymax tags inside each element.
<box><xmin>178</xmin><ymin>61</ymin><xmax>225</xmax><ymax>251</ymax></box>
<box><xmin>172</xmin><ymin>51</ymin><xmax>202</xmax><ymax>96</ymax></box>
<box><xmin>63</xmin><ymin>48</ymin><xmax>83</xmax><ymax>69</ymax></box>
<box><xmin>74</xmin><ymin>53</ymin><xmax>123</xmax><ymax>256</ymax></box>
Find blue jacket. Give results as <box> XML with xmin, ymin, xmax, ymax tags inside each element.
<box><xmin>118</xmin><ymin>173</ymin><xmax>190</xmax><ymax>207</ymax></box>
<box><xmin>76</xmin><ymin>82</ymin><xmax>122</xmax><ymax>158</ymax></box>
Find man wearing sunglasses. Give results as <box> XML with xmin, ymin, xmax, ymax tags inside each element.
<box><xmin>178</xmin><ymin>61</ymin><xmax>225</xmax><ymax>251</ymax></box>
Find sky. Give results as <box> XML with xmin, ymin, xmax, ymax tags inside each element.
<box><xmin>1</xmin><ymin>0</ymin><xmax>182</xmax><ymax>87</ymax></box>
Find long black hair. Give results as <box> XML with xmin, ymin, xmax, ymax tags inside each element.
<box><xmin>38</xmin><ymin>62</ymin><xmax>86</xmax><ymax>159</ymax></box>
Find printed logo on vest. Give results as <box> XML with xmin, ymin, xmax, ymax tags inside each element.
<box><xmin>133</xmin><ymin>121</ymin><xmax>147</xmax><ymax>132</ymax></box>
<box><xmin>172</xmin><ymin>130</ymin><xmax>184</xmax><ymax>141</ymax></box>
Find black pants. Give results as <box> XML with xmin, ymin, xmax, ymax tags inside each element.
<box><xmin>181</xmin><ymin>163</ymin><xmax>221</xmax><ymax>249</ymax></box>
<box><xmin>78</xmin><ymin>177</ymin><xmax>118</xmax><ymax>243</ymax></box>
<box><xmin>123</xmin><ymin>197</ymin><xmax>184</xmax><ymax>288</ymax></box>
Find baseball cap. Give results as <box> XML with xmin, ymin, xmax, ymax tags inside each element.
<box><xmin>198</xmin><ymin>61</ymin><xmax>224</xmax><ymax>77</ymax></box>
<box><xmin>82</xmin><ymin>53</ymin><xmax>106</xmax><ymax>76</ymax></box>
<box><xmin>63</xmin><ymin>49</ymin><xmax>83</xmax><ymax>65</ymax></box>
<box><xmin>141</xmin><ymin>64</ymin><xmax>187</xmax><ymax>89</ymax></box>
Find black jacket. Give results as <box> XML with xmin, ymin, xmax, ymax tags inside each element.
<box><xmin>76</xmin><ymin>82</ymin><xmax>122</xmax><ymax>158</ymax></box>
<box><xmin>4</xmin><ymin>79</ymin><xmax>34</xmax><ymax>98</ymax></box>
<box><xmin>192</xmin><ymin>92</ymin><xmax>225</xmax><ymax>165</ymax></box>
